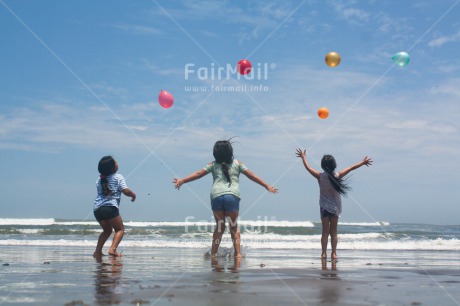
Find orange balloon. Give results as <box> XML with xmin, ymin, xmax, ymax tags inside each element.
<box><xmin>318</xmin><ymin>107</ymin><xmax>329</xmax><ymax>119</ymax></box>
<box><xmin>325</xmin><ymin>52</ymin><xmax>341</xmax><ymax>68</ymax></box>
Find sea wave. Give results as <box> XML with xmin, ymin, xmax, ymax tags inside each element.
<box><xmin>123</xmin><ymin>220</ymin><xmax>316</xmax><ymax>228</ymax></box>
<box><xmin>0</xmin><ymin>237</ymin><xmax>458</xmax><ymax>250</ymax></box>
<box><xmin>0</xmin><ymin>218</ymin><xmax>316</xmax><ymax>228</ymax></box>
<box><xmin>339</xmin><ymin>222</ymin><xmax>390</xmax><ymax>226</ymax></box>
<box><xmin>0</xmin><ymin>218</ymin><xmax>391</xmax><ymax>228</ymax></box>
<box><xmin>0</xmin><ymin>218</ymin><xmax>56</xmax><ymax>226</ymax></box>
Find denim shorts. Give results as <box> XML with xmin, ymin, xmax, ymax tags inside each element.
<box><xmin>211</xmin><ymin>194</ymin><xmax>240</xmax><ymax>212</ymax></box>
<box><xmin>320</xmin><ymin>207</ymin><xmax>337</xmax><ymax>220</ymax></box>
<box><xmin>94</xmin><ymin>206</ymin><xmax>120</xmax><ymax>222</ymax></box>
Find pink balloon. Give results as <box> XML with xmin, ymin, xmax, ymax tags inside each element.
<box><xmin>237</xmin><ymin>59</ymin><xmax>252</xmax><ymax>75</ymax></box>
<box><xmin>158</xmin><ymin>90</ymin><xmax>174</xmax><ymax>108</ymax></box>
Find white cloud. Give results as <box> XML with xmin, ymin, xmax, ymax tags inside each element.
<box><xmin>126</xmin><ymin>125</ymin><xmax>148</xmax><ymax>131</ymax></box>
<box><xmin>3</xmin><ymin>60</ymin><xmax>458</xmax><ymax>169</ymax></box>
<box><xmin>150</xmin><ymin>0</ymin><xmax>299</xmax><ymax>44</ymax></box>
<box><xmin>428</xmin><ymin>31</ymin><xmax>460</xmax><ymax>47</ymax></box>
<box><xmin>200</xmin><ymin>30</ymin><xmax>219</xmax><ymax>38</ymax></box>
<box><xmin>341</xmin><ymin>7</ymin><xmax>370</xmax><ymax>23</ymax></box>
<box><xmin>387</xmin><ymin>119</ymin><xmax>429</xmax><ymax>130</ymax></box>
<box><xmin>329</xmin><ymin>1</ymin><xmax>414</xmax><ymax>47</ymax></box>
<box><xmin>141</xmin><ymin>59</ymin><xmax>185</xmax><ymax>77</ymax></box>
<box><xmin>386</xmin><ymin>120</ymin><xmax>456</xmax><ymax>133</ymax></box>
<box><xmin>0</xmin><ymin>102</ymin><xmax>153</xmax><ymax>152</ymax></box>
<box><xmin>111</xmin><ymin>24</ymin><xmax>164</xmax><ymax>35</ymax></box>
<box><xmin>330</xmin><ymin>1</ymin><xmax>371</xmax><ymax>25</ymax></box>
<box><xmin>430</xmin><ymin>78</ymin><xmax>460</xmax><ymax>98</ymax></box>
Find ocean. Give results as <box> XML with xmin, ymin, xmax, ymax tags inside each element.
<box><xmin>1</xmin><ymin>218</ymin><xmax>459</xmax><ymax>252</ymax></box>
<box><xmin>1</xmin><ymin>218</ymin><xmax>460</xmax><ymax>305</ymax></box>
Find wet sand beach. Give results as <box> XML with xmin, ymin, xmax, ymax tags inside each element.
<box><xmin>1</xmin><ymin>246</ymin><xmax>459</xmax><ymax>305</ymax></box>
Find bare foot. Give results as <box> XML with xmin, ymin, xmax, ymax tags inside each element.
<box><xmin>93</xmin><ymin>252</ymin><xmax>105</xmax><ymax>258</ymax></box>
<box><xmin>331</xmin><ymin>252</ymin><xmax>338</xmax><ymax>260</ymax></box>
<box><xmin>321</xmin><ymin>252</ymin><xmax>327</xmax><ymax>259</ymax></box>
<box><xmin>234</xmin><ymin>254</ymin><xmax>244</xmax><ymax>258</ymax></box>
<box><xmin>108</xmin><ymin>250</ymin><xmax>123</xmax><ymax>257</ymax></box>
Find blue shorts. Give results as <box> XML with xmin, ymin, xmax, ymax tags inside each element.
<box><xmin>211</xmin><ymin>194</ymin><xmax>240</xmax><ymax>212</ymax></box>
<box><xmin>320</xmin><ymin>207</ymin><xmax>337</xmax><ymax>220</ymax></box>
<box><xmin>94</xmin><ymin>206</ymin><xmax>120</xmax><ymax>222</ymax></box>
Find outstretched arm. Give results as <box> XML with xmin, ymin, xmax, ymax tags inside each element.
<box><xmin>173</xmin><ymin>169</ymin><xmax>209</xmax><ymax>190</ymax></box>
<box><xmin>338</xmin><ymin>156</ymin><xmax>373</xmax><ymax>178</ymax></box>
<box><xmin>242</xmin><ymin>170</ymin><xmax>278</xmax><ymax>193</ymax></box>
<box><xmin>295</xmin><ymin>149</ymin><xmax>320</xmax><ymax>180</ymax></box>
<box><xmin>122</xmin><ymin>188</ymin><xmax>136</xmax><ymax>202</ymax></box>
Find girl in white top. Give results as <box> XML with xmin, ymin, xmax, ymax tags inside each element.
<box><xmin>296</xmin><ymin>149</ymin><xmax>372</xmax><ymax>260</ymax></box>
<box><xmin>174</xmin><ymin>140</ymin><xmax>278</xmax><ymax>258</ymax></box>
<box><xmin>93</xmin><ymin>156</ymin><xmax>136</xmax><ymax>258</ymax></box>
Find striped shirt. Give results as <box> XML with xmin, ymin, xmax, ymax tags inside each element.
<box><xmin>93</xmin><ymin>173</ymin><xmax>128</xmax><ymax>210</ymax></box>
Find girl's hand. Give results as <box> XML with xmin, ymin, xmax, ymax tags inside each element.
<box><xmin>362</xmin><ymin>156</ymin><xmax>373</xmax><ymax>167</ymax></box>
<box><xmin>173</xmin><ymin>178</ymin><xmax>183</xmax><ymax>190</ymax></box>
<box><xmin>122</xmin><ymin>188</ymin><xmax>136</xmax><ymax>202</ymax></box>
<box><xmin>266</xmin><ymin>185</ymin><xmax>278</xmax><ymax>194</ymax></box>
<box><xmin>295</xmin><ymin>148</ymin><xmax>306</xmax><ymax>159</ymax></box>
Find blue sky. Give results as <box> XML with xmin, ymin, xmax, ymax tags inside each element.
<box><xmin>1</xmin><ymin>0</ymin><xmax>459</xmax><ymax>225</ymax></box>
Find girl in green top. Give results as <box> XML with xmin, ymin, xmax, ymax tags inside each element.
<box><xmin>173</xmin><ymin>140</ymin><xmax>278</xmax><ymax>257</ymax></box>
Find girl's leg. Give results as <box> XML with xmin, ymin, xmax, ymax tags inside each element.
<box><xmin>330</xmin><ymin>216</ymin><xmax>339</xmax><ymax>260</ymax></box>
<box><xmin>106</xmin><ymin>215</ymin><xmax>125</xmax><ymax>257</ymax></box>
<box><xmin>94</xmin><ymin>220</ymin><xmax>113</xmax><ymax>258</ymax></box>
<box><xmin>211</xmin><ymin>211</ymin><xmax>226</xmax><ymax>256</ymax></box>
<box><xmin>321</xmin><ymin>217</ymin><xmax>331</xmax><ymax>259</ymax></box>
<box><xmin>226</xmin><ymin>211</ymin><xmax>241</xmax><ymax>257</ymax></box>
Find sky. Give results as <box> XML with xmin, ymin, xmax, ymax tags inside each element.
<box><xmin>1</xmin><ymin>0</ymin><xmax>459</xmax><ymax>225</ymax></box>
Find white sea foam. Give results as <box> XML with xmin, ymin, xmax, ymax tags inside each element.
<box><xmin>239</xmin><ymin>220</ymin><xmax>315</xmax><ymax>227</ymax></box>
<box><xmin>340</xmin><ymin>222</ymin><xmax>390</xmax><ymax>226</ymax></box>
<box><xmin>1</xmin><ymin>218</ymin><xmax>392</xmax><ymax>228</ymax></box>
<box><xmin>1</xmin><ymin>237</ymin><xmax>459</xmax><ymax>250</ymax></box>
<box><xmin>0</xmin><ymin>218</ymin><xmax>316</xmax><ymax>227</ymax></box>
<box><xmin>19</xmin><ymin>229</ymin><xmax>42</xmax><ymax>234</ymax></box>
<box><xmin>123</xmin><ymin>220</ymin><xmax>315</xmax><ymax>228</ymax></box>
<box><xmin>240</xmin><ymin>232</ymin><xmax>385</xmax><ymax>241</ymax></box>
<box><xmin>0</xmin><ymin>218</ymin><xmax>55</xmax><ymax>226</ymax></box>
<box><xmin>54</xmin><ymin>221</ymin><xmax>98</xmax><ymax>226</ymax></box>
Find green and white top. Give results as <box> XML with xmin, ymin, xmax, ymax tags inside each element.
<box><xmin>203</xmin><ymin>159</ymin><xmax>248</xmax><ymax>200</ymax></box>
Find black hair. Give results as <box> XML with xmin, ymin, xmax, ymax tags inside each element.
<box><xmin>98</xmin><ymin>156</ymin><xmax>117</xmax><ymax>196</ymax></box>
<box><xmin>321</xmin><ymin>155</ymin><xmax>350</xmax><ymax>196</ymax></box>
<box><xmin>213</xmin><ymin>140</ymin><xmax>234</xmax><ymax>186</ymax></box>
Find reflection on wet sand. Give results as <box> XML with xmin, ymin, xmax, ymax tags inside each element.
<box><xmin>94</xmin><ymin>256</ymin><xmax>123</xmax><ymax>305</ymax></box>
<box><xmin>209</xmin><ymin>256</ymin><xmax>242</xmax><ymax>292</ymax></box>
<box><xmin>321</xmin><ymin>258</ymin><xmax>337</xmax><ymax>271</ymax></box>
<box><xmin>211</xmin><ymin>256</ymin><xmax>241</xmax><ymax>273</ymax></box>
<box><xmin>319</xmin><ymin>259</ymin><xmax>341</xmax><ymax>304</ymax></box>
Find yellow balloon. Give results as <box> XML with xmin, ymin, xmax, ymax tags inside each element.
<box><xmin>325</xmin><ymin>52</ymin><xmax>341</xmax><ymax>68</ymax></box>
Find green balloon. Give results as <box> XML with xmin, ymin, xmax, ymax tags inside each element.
<box><xmin>392</xmin><ymin>52</ymin><xmax>410</xmax><ymax>67</ymax></box>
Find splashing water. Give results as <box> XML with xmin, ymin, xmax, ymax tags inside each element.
<box><xmin>204</xmin><ymin>246</ymin><xmax>249</xmax><ymax>258</ymax></box>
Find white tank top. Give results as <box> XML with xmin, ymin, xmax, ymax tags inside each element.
<box><xmin>318</xmin><ymin>172</ymin><xmax>342</xmax><ymax>216</ymax></box>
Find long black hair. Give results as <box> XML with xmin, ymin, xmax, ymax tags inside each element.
<box><xmin>98</xmin><ymin>156</ymin><xmax>117</xmax><ymax>196</ymax></box>
<box><xmin>213</xmin><ymin>140</ymin><xmax>234</xmax><ymax>186</ymax></box>
<box><xmin>321</xmin><ymin>155</ymin><xmax>350</xmax><ymax>196</ymax></box>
